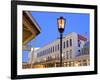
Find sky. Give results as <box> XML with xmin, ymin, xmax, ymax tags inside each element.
<box><xmin>22</xmin><ymin>11</ymin><xmax>90</xmax><ymax>62</ymax></box>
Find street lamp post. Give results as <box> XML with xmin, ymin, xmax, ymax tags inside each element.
<box><xmin>57</xmin><ymin>16</ymin><xmax>66</xmax><ymax>67</ymax></box>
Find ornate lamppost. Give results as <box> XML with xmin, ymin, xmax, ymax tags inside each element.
<box><xmin>57</xmin><ymin>16</ymin><xmax>66</xmax><ymax>67</ymax></box>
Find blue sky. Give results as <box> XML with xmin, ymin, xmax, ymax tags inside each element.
<box><xmin>22</xmin><ymin>11</ymin><xmax>90</xmax><ymax>62</ymax></box>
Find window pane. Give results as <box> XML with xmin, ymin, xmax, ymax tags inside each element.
<box><xmin>51</xmin><ymin>47</ymin><xmax>52</xmax><ymax>53</ymax></box>
<box><xmin>70</xmin><ymin>39</ymin><xmax>72</xmax><ymax>46</ymax></box>
<box><xmin>63</xmin><ymin>41</ymin><xmax>65</xmax><ymax>48</ymax></box>
<box><xmin>66</xmin><ymin>40</ymin><xmax>69</xmax><ymax>48</ymax></box>
<box><xmin>53</xmin><ymin>46</ymin><xmax>54</xmax><ymax>52</ymax></box>
<box><xmin>58</xmin><ymin>44</ymin><xmax>59</xmax><ymax>51</ymax></box>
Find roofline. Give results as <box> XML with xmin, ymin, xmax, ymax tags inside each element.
<box><xmin>35</xmin><ymin>32</ymin><xmax>80</xmax><ymax>52</ymax></box>
<box><xmin>25</xmin><ymin>11</ymin><xmax>41</xmax><ymax>32</ymax></box>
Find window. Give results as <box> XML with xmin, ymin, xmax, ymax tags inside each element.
<box><xmin>43</xmin><ymin>51</ymin><xmax>45</xmax><ymax>55</ymax></box>
<box><xmin>42</xmin><ymin>51</ymin><xmax>44</xmax><ymax>56</ymax></box>
<box><xmin>78</xmin><ymin>50</ymin><xmax>80</xmax><ymax>53</ymax></box>
<box><xmin>70</xmin><ymin>39</ymin><xmax>72</xmax><ymax>46</ymax></box>
<box><xmin>46</xmin><ymin>49</ymin><xmax>48</xmax><ymax>54</ymax></box>
<box><xmin>63</xmin><ymin>41</ymin><xmax>65</xmax><ymax>48</ymax></box>
<box><xmin>51</xmin><ymin>47</ymin><xmax>52</xmax><ymax>53</ymax></box>
<box><xmin>49</xmin><ymin>48</ymin><xmax>51</xmax><ymax>53</ymax></box>
<box><xmin>78</xmin><ymin>40</ymin><xmax>81</xmax><ymax>47</ymax></box>
<box><xmin>55</xmin><ymin>45</ymin><xmax>57</xmax><ymax>52</ymax></box>
<box><xmin>58</xmin><ymin>44</ymin><xmax>59</xmax><ymax>51</ymax></box>
<box><xmin>66</xmin><ymin>40</ymin><xmax>69</xmax><ymax>48</ymax></box>
<box><xmin>66</xmin><ymin>51</ymin><xmax>68</xmax><ymax>59</ymax></box>
<box><xmin>77</xmin><ymin>50</ymin><xmax>81</xmax><ymax>56</ymax></box>
<box><xmin>47</xmin><ymin>50</ymin><xmax>48</xmax><ymax>54</ymax></box>
<box><xmin>78</xmin><ymin>43</ymin><xmax>80</xmax><ymax>47</ymax></box>
<box><xmin>70</xmin><ymin>50</ymin><xmax>72</xmax><ymax>59</ymax></box>
<box><xmin>53</xmin><ymin>46</ymin><xmax>54</xmax><ymax>52</ymax></box>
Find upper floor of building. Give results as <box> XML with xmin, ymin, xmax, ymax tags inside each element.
<box><xmin>34</xmin><ymin>32</ymin><xmax>87</xmax><ymax>58</ymax></box>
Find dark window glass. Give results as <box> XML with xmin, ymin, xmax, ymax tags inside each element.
<box><xmin>66</xmin><ymin>40</ymin><xmax>69</xmax><ymax>48</ymax></box>
<box><xmin>77</xmin><ymin>50</ymin><xmax>81</xmax><ymax>56</ymax></box>
<box><xmin>58</xmin><ymin>44</ymin><xmax>59</xmax><ymax>51</ymax></box>
<box><xmin>46</xmin><ymin>49</ymin><xmax>48</xmax><ymax>54</ymax></box>
<box><xmin>53</xmin><ymin>46</ymin><xmax>54</xmax><ymax>52</ymax></box>
<box><xmin>43</xmin><ymin>51</ymin><xmax>44</xmax><ymax>55</ymax></box>
<box><xmin>46</xmin><ymin>49</ymin><xmax>47</xmax><ymax>54</ymax></box>
<box><xmin>78</xmin><ymin>50</ymin><xmax>80</xmax><ymax>52</ymax></box>
<box><xmin>63</xmin><ymin>41</ymin><xmax>65</xmax><ymax>48</ymax></box>
<box><xmin>70</xmin><ymin>39</ymin><xmax>72</xmax><ymax>46</ymax></box>
<box><xmin>78</xmin><ymin>43</ymin><xmax>80</xmax><ymax>47</ymax></box>
<box><xmin>51</xmin><ymin>47</ymin><xmax>52</xmax><ymax>53</ymax></box>
<box><xmin>78</xmin><ymin>40</ymin><xmax>81</xmax><ymax>47</ymax></box>
<box><xmin>47</xmin><ymin>49</ymin><xmax>48</xmax><ymax>54</ymax></box>
<box><xmin>45</xmin><ymin>50</ymin><xmax>46</xmax><ymax>55</ymax></box>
